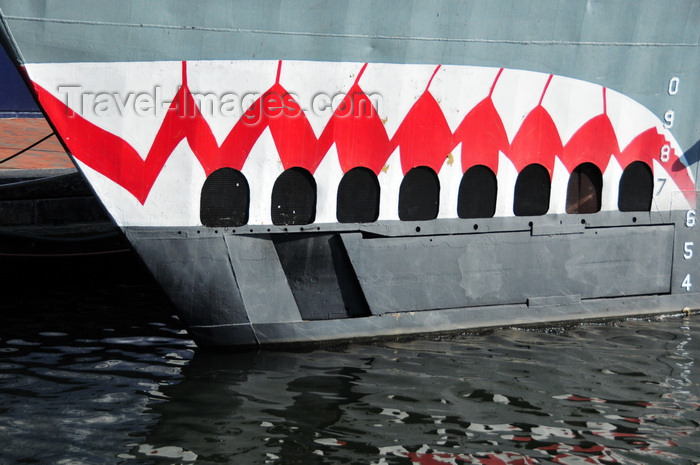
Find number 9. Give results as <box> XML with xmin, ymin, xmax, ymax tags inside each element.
<box><xmin>663</xmin><ymin>110</ymin><xmax>675</xmax><ymax>128</ymax></box>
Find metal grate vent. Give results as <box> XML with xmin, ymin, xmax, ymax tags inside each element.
<box><xmin>566</xmin><ymin>163</ymin><xmax>602</xmax><ymax>214</ymax></box>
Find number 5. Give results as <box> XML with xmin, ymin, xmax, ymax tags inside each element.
<box><xmin>684</xmin><ymin>242</ymin><xmax>694</xmax><ymax>260</ymax></box>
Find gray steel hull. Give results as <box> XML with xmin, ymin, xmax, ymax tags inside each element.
<box><xmin>1</xmin><ymin>0</ymin><xmax>698</xmax><ymax>158</ymax></box>
<box><xmin>0</xmin><ymin>1</ymin><xmax>698</xmax><ymax>348</ymax></box>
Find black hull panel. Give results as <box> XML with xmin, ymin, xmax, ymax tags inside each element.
<box><xmin>125</xmin><ymin>208</ymin><xmax>700</xmax><ymax>348</ymax></box>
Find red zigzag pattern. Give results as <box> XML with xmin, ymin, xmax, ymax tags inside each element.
<box><xmin>33</xmin><ymin>61</ymin><xmax>694</xmax><ymax>205</ymax></box>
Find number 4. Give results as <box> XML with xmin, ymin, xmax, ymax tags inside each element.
<box><xmin>682</xmin><ymin>274</ymin><xmax>692</xmax><ymax>291</ymax></box>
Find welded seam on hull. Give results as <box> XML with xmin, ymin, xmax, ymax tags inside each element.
<box><xmin>190</xmin><ymin>321</ymin><xmax>259</xmax><ymax>347</ymax></box>
<box><xmin>190</xmin><ymin>322</ymin><xmax>253</xmax><ymax>329</ymax></box>
<box><xmin>3</xmin><ymin>15</ymin><xmax>699</xmax><ymax>48</ymax></box>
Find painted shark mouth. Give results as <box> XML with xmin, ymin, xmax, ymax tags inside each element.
<box><xmin>27</xmin><ymin>60</ymin><xmax>694</xmax><ymax>226</ymax></box>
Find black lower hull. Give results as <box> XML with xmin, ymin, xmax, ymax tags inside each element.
<box><xmin>125</xmin><ymin>206</ymin><xmax>700</xmax><ymax>348</ymax></box>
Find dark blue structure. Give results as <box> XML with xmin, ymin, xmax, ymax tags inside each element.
<box><xmin>0</xmin><ymin>44</ymin><xmax>39</xmax><ymax>117</ymax></box>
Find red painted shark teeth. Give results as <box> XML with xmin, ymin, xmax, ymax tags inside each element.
<box><xmin>33</xmin><ymin>61</ymin><xmax>693</xmax><ymax>206</ymax></box>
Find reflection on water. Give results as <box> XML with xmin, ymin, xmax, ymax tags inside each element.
<box><xmin>0</xmin><ymin>260</ymin><xmax>698</xmax><ymax>464</ymax></box>
<box><xmin>141</xmin><ymin>323</ymin><xmax>699</xmax><ymax>465</ymax></box>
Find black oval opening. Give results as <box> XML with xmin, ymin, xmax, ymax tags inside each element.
<box><xmin>271</xmin><ymin>167</ymin><xmax>317</xmax><ymax>225</ymax></box>
<box><xmin>399</xmin><ymin>166</ymin><xmax>440</xmax><ymax>221</ymax></box>
<box><xmin>200</xmin><ymin>168</ymin><xmax>250</xmax><ymax>227</ymax></box>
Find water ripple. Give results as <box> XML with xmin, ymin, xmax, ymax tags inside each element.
<box><xmin>0</xmin><ymin>271</ymin><xmax>698</xmax><ymax>464</ymax></box>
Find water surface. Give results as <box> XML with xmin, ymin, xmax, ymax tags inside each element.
<box><xmin>0</xmin><ymin>257</ymin><xmax>698</xmax><ymax>464</ymax></box>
